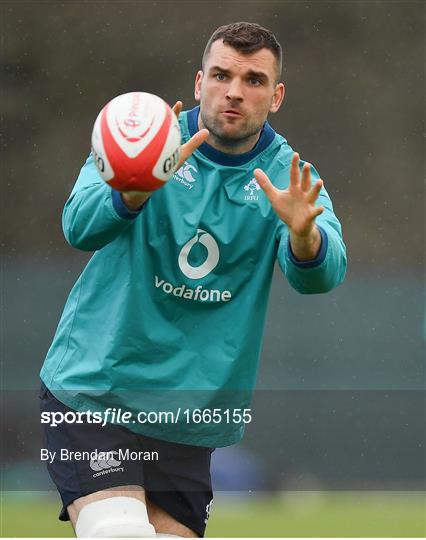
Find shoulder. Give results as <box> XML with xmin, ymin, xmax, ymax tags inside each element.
<box><xmin>268</xmin><ymin>128</ymin><xmax>318</xmax><ymax>172</ymax></box>
<box><xmin>270</xmin><ymin>131</ymin><xmax>294</xmax><ymax>164</ymax></box>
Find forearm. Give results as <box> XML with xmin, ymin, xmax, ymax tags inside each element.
<box><xmin>63</xmin><ymin>187</ymin><xmax>143</xmax><ymax>251</ymax></box>
<box><xmin>283</xmin><ymin>223</ymin><xmax>347</xmax><ymax>294</ymax></box>
<box><xmin>277</xmin><ymin>196</ymin><xmax>347</xmax><ymax>294</ymax></box>
<box><xmin>289</xmin><ymin>225</ymin><xmax>322</xmax><ymax>261</ymax></box>
<box><xmin>63</xmin><ymin>154</ymin><xmax>144</xmax><ymax>251</ymax></box>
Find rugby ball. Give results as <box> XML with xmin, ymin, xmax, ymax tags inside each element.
<box><xmin>91</xmin><ymin>92</ymin><xmax>181</xmax><ymax>192</ymax></box>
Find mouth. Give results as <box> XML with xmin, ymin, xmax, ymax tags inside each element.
<box><xmin>222</xmin><ymin>110</ymin><xmax>242</xmax><ymax>118</ymax></box>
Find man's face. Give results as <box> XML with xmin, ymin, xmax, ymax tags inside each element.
<box><xmin>195</xmin><ymin>40</ymin><xmax>284</xmax><ymax>146</ymax></box>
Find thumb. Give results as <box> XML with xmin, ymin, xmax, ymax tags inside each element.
<box><xmin>254</xmin><ymin>168</ymin><xmax>278</xmax><ymax>202</ymax></box>
<box><xmin>172</xmin><ymin>101</ymin><xmax>183</xmax><ymax>118</ymax></box>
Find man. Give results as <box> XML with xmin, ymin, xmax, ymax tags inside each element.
<box><xmin>40</xmin><ymin>22</ymin><xmax>346</xmax><ymax>538</ymax></box>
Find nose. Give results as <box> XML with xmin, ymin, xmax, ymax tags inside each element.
<box><xmin>225</xmin><ymin>78</ymin><xmax>244</xmax><ymax>102</ymax></box>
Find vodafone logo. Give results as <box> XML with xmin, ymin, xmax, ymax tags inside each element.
<box><xmin>154</xmin><ymin>229</ymin><xmax>231</xmax><ymax>302</ymax></box>
<box><xmin>178</xmin><ymin>229</ymin><xmax>219</xmax><ymax>279</ymax></box>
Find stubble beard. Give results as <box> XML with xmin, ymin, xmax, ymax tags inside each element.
<box><xmin>200</xmin><ymin>109</ymin><xmax>264</xmax><ymax>152</ymax></box>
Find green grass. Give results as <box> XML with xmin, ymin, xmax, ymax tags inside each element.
<box><xmin>207</xmin><ymin>492</ymin><xmax>426</xmax><ymax>537</ymax></box>
<box><xmin>1</xmin><ymin>491</ymin><xmax>425</xmax><ymax>537</ymax></box>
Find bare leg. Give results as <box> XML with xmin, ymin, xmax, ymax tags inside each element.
<box><xmin>146</xmin><ymin>497</ymin><xmax>198</xmax><ymax>538</ymax></box>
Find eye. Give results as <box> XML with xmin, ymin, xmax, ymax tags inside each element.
<box><xmin>249</xmin><ymin>78</ymin><xmax>261</xmax><ymax>86</ymax></box>
<box><xmin>215</xmin><ymin>73</ymin><xmax>226</xmax><ymax>81</ymax></box>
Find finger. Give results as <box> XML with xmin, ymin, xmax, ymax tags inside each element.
<box><xmin>290</xmin><ymin>152</ymin><xmax>300</xmax><ymax>187</ymax></box>
<box><xmin>307</xmin><ymin>179</ymin><xmax>324</xmax><ymax>203</ymax></box>
<box><xmin>253</xmin><ymin>168</ymin><xmax>279</xmax><ymax>202</ymax></box>
<box><xmin>301</xmin><ymin>162</ymin><xmax>311</xmax><ymax>192</ymax></box>
<box><xmin>311</xmin><ymin>206</ymin><xmax>324</xmax><ymax>220</ymax></box>
<box><xmin>177</xmin><ymin>128</ymin><xmax>209</xmax><ymax>168</ymax></box>
<box><xmin>172</xmin><ymin>101</ymin><xmax>183</xmax><ymax>118</ymax></box>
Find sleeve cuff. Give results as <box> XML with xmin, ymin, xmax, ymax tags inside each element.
<box><xmin>287</xmin><ymin>225</ymin><xmax>328</xmax><ymax>268</ymax></box>
<box><xmin>111</xmin><ymin>189</ymin><xmax>146</xmax><ymax>220</ymax></box>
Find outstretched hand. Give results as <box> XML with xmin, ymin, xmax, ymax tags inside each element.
<box><xmin>254</xmin><ymin>153</ymin><xmax>324</xmax><ymax>238</ymax></box>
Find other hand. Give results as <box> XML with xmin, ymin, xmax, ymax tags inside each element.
<box><xmin>253</xmin><ymin>152</ymin><xmax>324</xmax><ymax>237</ymax></box>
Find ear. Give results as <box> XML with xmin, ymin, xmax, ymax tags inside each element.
<box><xmin>194</xmin><ymin>70</ymin><xmax>203</xmax><ymax>102</ymax></box>
<box><xmin>269</xmin><ymin>82</ymin><xmax>285</xmax><ymax>113</ymax></box>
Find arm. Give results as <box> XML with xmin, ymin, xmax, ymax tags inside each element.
<box><xmin>254</xmin><ymin>153</ymin><xmax>347</xmax><ymax>294</ymax></box>
<box><xmin>275</xmin><ymin>188</ymin><xmax>347</xmax><ymax>294</ymax></box>
<box><xmin>62</xmin><ymin>153</ymin><xmax>145</xmax><ymax>251</ymax></box>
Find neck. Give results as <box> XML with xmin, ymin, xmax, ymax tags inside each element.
<box><xmin>197</xmin><ymin>115</ymin><xmax>261</xmax><ymax>155</ymax></box>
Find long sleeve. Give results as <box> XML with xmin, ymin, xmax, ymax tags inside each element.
<box><xmin>62</xmin><ymin>153</ymin><xmax>144</xmax><ymax>251</ymax></box>
<box><xmin>276</xmin><ymin>165</ymin><xmax>347</xmax><ymax>294</ymax></box>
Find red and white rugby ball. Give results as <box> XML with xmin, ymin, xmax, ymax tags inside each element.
<box><xmin>91</xmin><ymin>92</ymin><xmax>181</xmax><ymax>192</ymax></box>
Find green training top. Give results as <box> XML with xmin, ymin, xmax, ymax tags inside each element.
<box><xmin>40</xmin><ymin>107</ymin><xmax>347</xmax><ymax>447</ymax></box>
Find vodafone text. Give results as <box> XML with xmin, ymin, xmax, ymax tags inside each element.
<box><xmin>154</xmin><ymin>275</ymin><xmax>232</xmax><ymax>302</ymax></box>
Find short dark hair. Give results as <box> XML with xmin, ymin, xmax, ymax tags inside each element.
<box><xmin>202</xmin><ymin>22</ymin><xmax>282</xmax><ymax>81</ymax></box>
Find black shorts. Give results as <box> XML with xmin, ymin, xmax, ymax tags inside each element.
<box><xmin>39</xmin><ymin>382</ymin><xmax>214</xmax><ymax>537</ymax></box>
